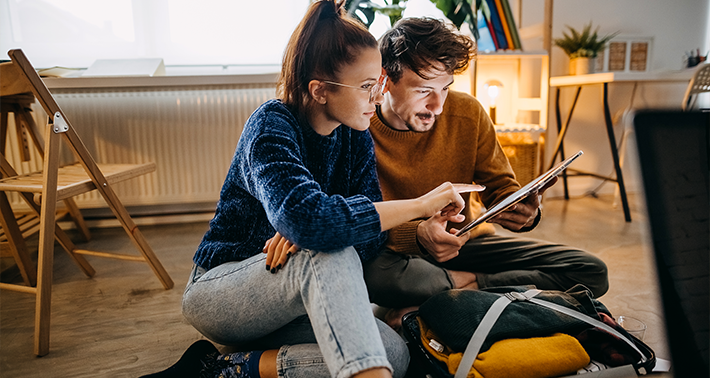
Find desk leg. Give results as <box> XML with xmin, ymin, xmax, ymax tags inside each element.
<box><xmin>602</xmin><ymin>83</ymin><xmax>632</xmax><ymax>222</ymax></box>
<box><xmin>549</xmin><ymin>86</ymin><xmax>582</xmax><ymax>199</ymax></box>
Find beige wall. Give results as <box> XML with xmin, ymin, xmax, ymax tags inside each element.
<box><xmin>520</xmin><ymin>0</ymin><xmax>709</xmax><ymax>196</ymax></box>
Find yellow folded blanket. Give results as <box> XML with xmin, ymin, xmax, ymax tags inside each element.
<box><xmin>419</xmin><ymin>317</ymin><xmax>590</xmax><ymax>378</ymax></box>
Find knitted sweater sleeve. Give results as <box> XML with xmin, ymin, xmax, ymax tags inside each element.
<box><xmin>247</xmin><ymin>123</ymin><xmax>384</xmax><ymax>257</ymax></box>
<box><xmin>347</xmin><ymin>131</ymin><xmax>389</xmax><ymax>259</ymax></box>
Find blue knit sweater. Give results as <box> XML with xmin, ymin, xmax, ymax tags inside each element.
<box><xmin>194</xmin><ymin>99</ymin><xmax>386</xmax><ymax>270</ymax></box>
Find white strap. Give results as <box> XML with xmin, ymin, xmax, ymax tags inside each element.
<box><xmin>453</xmin><ymin>295</ymin><xmax>514</xmax><ymax>378</ymax></box>
<box><xmin>526</xmin><ymin>296</ymin><xmax>648</xmax><ymax>366</ymax></box>
<box><xmin>454</xmin><ymin>289</ymin><xmax>648</xmax><ymax>378</ymax></box>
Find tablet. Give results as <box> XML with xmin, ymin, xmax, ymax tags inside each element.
<box><xmin>455</xmin><ymin>150</ymin><xmax>583</xmax><ymax>237</ymax></box>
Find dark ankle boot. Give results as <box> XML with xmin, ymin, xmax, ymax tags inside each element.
<box><xmin>140</xmin><ymin>340</ymin><xmax>220</xmax><ymax>378</ymax></box>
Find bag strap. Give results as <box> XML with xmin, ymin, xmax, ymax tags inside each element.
<box><xmin>454</xmin><ymin>293</ymin><xmax>516</xmax><ymax>378</ymax></box>
<box><xmin>526</xmin><ymin>293</ymin><xmax>648</xmax><ymax>366</ymax></box>
<box><xmin>454</xmin><ymin>289</ymin><xmax>649</xmax><ymax>378</ymax></box>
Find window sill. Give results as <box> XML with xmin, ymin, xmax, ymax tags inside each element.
<box><xmin>43</xmin><ymin>65</ymin><xmax>280</xmax><ymax>89</ymax></box>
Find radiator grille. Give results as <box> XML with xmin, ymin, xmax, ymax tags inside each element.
<box><xmin>3</xmin><ymin>85</ymin><xmax>276</xmax><ymax>213</ymax></box>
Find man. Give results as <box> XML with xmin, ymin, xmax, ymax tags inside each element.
<box><xmin>363</xmin><ymin>17</ymin><xmax>609</xmax><ymax>324</ymax></box>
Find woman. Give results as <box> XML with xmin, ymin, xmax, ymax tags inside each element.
<box><xmin>144</xmin><ymin>1</ymin><xmax>478</xmax><ymax>377</ymax></box>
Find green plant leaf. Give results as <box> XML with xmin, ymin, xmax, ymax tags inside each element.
<box><xmin>346</xmin><ymin>0</ymin><xmax>408</xmax><ymax>28</ymax></box>
<box><xmin>429</xmin><ymin>0</ymin><xmax>481</xmax><ymax>40</ymax></box>
<box><xmin>553</xmin><ymin>22</ymin><xmax>619</xmax><ymax>58</ymax></box>
<box><xmin>346</xmin><ymin>0</ymin><xmax>378</xmax><ymax>28</ymax></box>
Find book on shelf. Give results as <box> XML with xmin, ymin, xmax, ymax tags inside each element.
<box><xmin>493</xmin><ymin>0</ymin><xmax>514</xmax><ymax>49</ymax></box>
<box><xmin>479</xmin><ymin>0</ymin><xmax>499</xmax><ymax>50</ymax></box>
<box><xmin>476</xmin><ymin>8</ymin><xmax>497</xmax><ymax>52</ymax></box>
<box><xmin>477</xmin><ymin>0</ymin><xmax>521</xmax><ymax>51</ymax></box>
<box><xmin>499</xmin><ymin>0</ymin><xmax>522</xmax><ymax>49</ymax></box>
<box><xmin>484</xmin><ymin>0</ymin><xmax>508</xmax><ymax>50</ymax></box>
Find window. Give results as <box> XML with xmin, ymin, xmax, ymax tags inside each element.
<box><xmin>0</xmin><ymin>0</ymin><xmax>449</xmax><ymax>69</ymax></box>
<box><xmin>0</xmin><ymin>0</ymin><xmax>310</xmax><ymax>68</ymax></box>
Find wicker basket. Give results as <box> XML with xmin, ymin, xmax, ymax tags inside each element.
<box><xmin>498</xmin><ymin>132</ymin><xmax>543</xmax><ymax>186</ymax></box>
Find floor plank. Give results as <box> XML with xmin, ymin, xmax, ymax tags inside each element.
<box><xmin>0</xmin><ymin>195</ymin><xmax>674</xmax><ymax>377</ymax></box>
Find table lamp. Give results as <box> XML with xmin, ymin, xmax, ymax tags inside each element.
<box><xmin>484</xmin><ymin>80</ymin><xmax>503</xmax><ymax>124</ymax></box>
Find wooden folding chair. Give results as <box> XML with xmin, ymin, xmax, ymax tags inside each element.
<box><xmin>0</xmin><ymin>93</ymin><xmax>93</xmax><ymax>280</ymax></box>
<box><xmin>0</xmin><ymin>49</ymin><xmax>174</xmax><ymax>356</ymax></box>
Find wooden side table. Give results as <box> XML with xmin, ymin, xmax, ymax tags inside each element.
<box><xmin>549</xmin><ymin>70</ymin><xmax>694</xmax><ymax>222</ymax></box>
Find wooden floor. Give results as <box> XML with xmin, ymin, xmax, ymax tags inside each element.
<box><xmin>0</xmin><ymin>194</ymin><xmax>672</xmax><ymax>377</ymax></box>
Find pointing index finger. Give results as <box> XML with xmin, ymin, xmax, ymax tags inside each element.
<box><xmin>453</xmin><ymin>184</ymin><xmax>486</xmax><ymax>193</ymax></box>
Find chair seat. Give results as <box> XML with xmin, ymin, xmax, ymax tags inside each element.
<box><xmin>0</xmin><ymin>162</ymin><xmax>155</xmax><ymax>201</ymax></box>
<box><xmin>0</xmin><ymin>209</ymin><xmax>78</xmax><ymax>258</ymax></box>
<box><xmin>0</xmin><ymin>48</ymin><xmax>172</xmax><ymax>356</ymax></box>
<box><xmin>0</xmin><ymin>212</ymin><xmax>40</xmax><ymax>257</ymax></box>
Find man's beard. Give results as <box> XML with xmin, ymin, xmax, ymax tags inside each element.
<box><xmin>405</xmin><ymin>112</ymin><xmax>438</xmax><ymax>132</ymax></box>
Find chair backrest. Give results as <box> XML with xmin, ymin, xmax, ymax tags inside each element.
<box><xmin>3</xmin><ymin>49</ymin><xmax>111</xmax><ymax>185</ymax></box>
<box><xmin>0</xmin><ymin>58</ymin><xmax>34</xmax><ymax>97</ymax></box>
<box><xmin>3</xmin><ymin>50</ymin><xmax>65</xmax><ymax>122</ymax></box>
<box><xmin>682</xmin><ymin>63</ymin><xmax>710</xmax><ymax>110</ymax></box>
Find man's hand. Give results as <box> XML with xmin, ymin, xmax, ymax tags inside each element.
<box><xmin>417</xmin><ymin>212</ymin><xmax>471</xmax><ymax>262</ymax></box>
<box><xmin>263</xmin><ymin>232</ymin><xmax>299</xmax><ymax>273</ymax></box>
<box><xmin>489</xmin><ymin>176</ymin><xmax>558</xmax><ymax>231</ymax></box>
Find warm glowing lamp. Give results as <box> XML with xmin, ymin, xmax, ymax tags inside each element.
<box><xmin>484</xmin><ymin>80</ymin><xmax>503</xmax><ymax>124</ymax></box>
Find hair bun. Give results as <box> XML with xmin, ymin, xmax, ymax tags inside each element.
<box><xmin>317</xmin><ymin>0</ymin><xmax>343</xmax><ymax>20</ymax></box>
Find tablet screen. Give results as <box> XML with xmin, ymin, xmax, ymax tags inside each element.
<box><xmin>455</xmin><ymin>150</ymin><xmax>583</xmax><ymax>237</ymax></box>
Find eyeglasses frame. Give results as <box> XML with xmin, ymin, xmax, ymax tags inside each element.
<box><xmin>322</xmin><ymin>75</ymin><xmax>388</xmax><ymax>102</ymax></box>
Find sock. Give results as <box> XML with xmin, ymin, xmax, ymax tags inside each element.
<box><xmin>244</xmin><ymin>350</ymin><xmax>264</xmax><ymax>377</ymax></box>
<box><xmin>203</xmin><ymin>350</ymin><xmax>264</xmax><ymax>378</ymax></box>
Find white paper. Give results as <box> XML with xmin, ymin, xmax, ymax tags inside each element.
<box><xmin>82</xmin><ymin>58</ymin><xmax>166</xmax><ymax>77</ymax></box>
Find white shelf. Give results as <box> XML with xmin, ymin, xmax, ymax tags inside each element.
<box><xmin>478</xmin><ymin>50</ymin><xmax>550</xmax><ymax>58</ymax></box>
<box><xmin>471</xmin><ymin>52</ymin><xmax>549</xmax><ymax>132</ymax></box>
<box><xmin>495</xmin><ymin>123</ymin><xmax>546</xmax><ymax>133</ymax></box>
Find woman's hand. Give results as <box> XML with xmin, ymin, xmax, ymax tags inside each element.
<box><xmin>374</xmin><ymin>182</ymin><xmax>484</xmax><ymax>232</ymax></box>
<box><xmin>263</xmin><ymin>232</ymin><xmax>299</xmax><ymax>273</ymax></box>
<box><xmin>418</xmin><ymin>182</ymin><xmax>485</xmax><ymax>218</ymax></box>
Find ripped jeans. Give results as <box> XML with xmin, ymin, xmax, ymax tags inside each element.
<box><xmin>182</xmin><ymin>246</ymin><xmax>409</xmax><ymax>378</ymax></box>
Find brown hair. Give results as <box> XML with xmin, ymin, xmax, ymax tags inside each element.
<box><xmin>379</xmin><ymin>17</ymin><xmax>476</xmax><ymax>83</ymax></box>
<box><xmin>277</xmin><ymin>0</ymin><xmax>377</xmax><ymax>116</ymax></box>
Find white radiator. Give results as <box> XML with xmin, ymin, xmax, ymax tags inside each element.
<box><xmin>5</xmin><ymin>84</ymin><xmax>276</xmax><ymax>216</ymax></box>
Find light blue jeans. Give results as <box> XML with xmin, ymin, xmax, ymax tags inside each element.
<box><xmin>182</xmin><ymin>246</ymin><xmax>409</xmax><ymax>378</ymax></box>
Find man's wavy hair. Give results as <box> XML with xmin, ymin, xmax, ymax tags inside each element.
<box><xmin>379</xmin><ymin>17</ymin><xmax>476</xmax><ymax>83</ymax></box>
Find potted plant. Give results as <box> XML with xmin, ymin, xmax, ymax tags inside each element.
<box><xmin>347</xmin><ymin>0</ymin><xmax>483</xmax><ymax>41</ymax></box>
<box><xmin>554</xmin><ymin>22</ymin><xmax>618</xmax><ymax>75</ymax></box>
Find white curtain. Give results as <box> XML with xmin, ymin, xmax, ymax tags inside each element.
<box><xmin>0</xmin><ymin>0</ymin><xmax>310</xmax><ymax>67</ymax></box>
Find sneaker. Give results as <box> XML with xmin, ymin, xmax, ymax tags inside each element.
<box><xmin>140</xmin><ymin>340</ymin><xmax>220</xmax><ymax>378</ymax></box>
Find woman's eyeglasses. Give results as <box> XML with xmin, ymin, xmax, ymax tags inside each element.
<box><xmin>323</xmin><ymin>75</ymin><xmax>387</xmax><ymax>102</ymax></box>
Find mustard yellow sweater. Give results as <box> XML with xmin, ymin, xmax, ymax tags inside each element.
<box><xmin>419</xmin><ymin>316</ymin><xmax>590</xmax><ymax>378</ymax></box>
<box><xmin>370</xmin><ymin>90</ymin><xmax>520</xmax><ymax>255</ymax></box>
